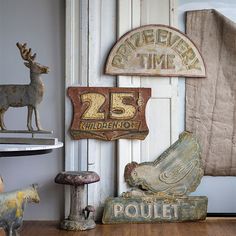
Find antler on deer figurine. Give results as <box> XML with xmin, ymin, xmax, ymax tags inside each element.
<box><xmin>0</xmin><ymin>42</ymin><xmax>49</xmax><ymax>131</ymax></box>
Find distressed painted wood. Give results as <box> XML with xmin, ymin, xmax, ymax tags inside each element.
<box><xmin>16</xmin><ymin>220</ymin><xmax>236</xmax><ymax>236</ymax></box>
<box><xmin>65</xmin><ymin>0</ymin><xmax>181</xmax><ymax>221</ymax></box>
<box><xmin>117</xmin><ymin>0</ymin><xmax>142</xmax><ymax>196</ymax></box>
<box><xmin>124</xmin><ymin>132</ymin><xmax>203</xmax><ymax>197</ymax></box>
<box><xmin>102</xmin><ymin>196</ymin><xmax>208</xmax><ymax>223</ymax></box>
<box><xmin>103</xmin><ymin>132</ymin><xmax>208</xmax><ymax>224</ymax></box>
<box><xmin>87</xmin><ymin>0</ymin><xmax>117</xmax><ymax>220</ymax></box>
<box><xmin>117</xmin><ymin>0</ymin><xmax>180</xmax><ymax>195</ymax></box>
<box><xmin>65</xmin><ymin>0</ymin><xmax>117</xmax><ymax>220</ymax></box>
<box><xmin>105</xmin><ymin>25</ymin><xmax>206</xmax><ymax>77</ymax></box>
<box><xmin>68</xmin><ymin>87</ymin><xmax>151</xmax><ymax>141</ymax></box>
<box><xmin>0</xmin><ymin>185</ymin><xmax>40</xmax><ymax>236</ymax></box>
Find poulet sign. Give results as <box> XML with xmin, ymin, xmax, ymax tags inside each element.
<box><xmin>102</xmin><ymin>196</ymin><xmax>208</xmax><ymax>223</ymax></box>
<box><xmin>103</xmin><ymin>132</ymin><xmax>208</xmax><ymax>223</ymax></box>
<box><xmin>68</xmin><ymin>87</ymin><xmax>151</xmax><ymax>141</ymax></box>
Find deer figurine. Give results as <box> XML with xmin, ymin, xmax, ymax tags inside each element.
<box><xmin>0</xmin><ymin>42</ymin><xmax>49</xmax><ymax>131</ymax></box>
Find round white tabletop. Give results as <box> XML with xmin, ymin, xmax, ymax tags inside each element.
<box><xmin>0</xmin><ymin>142</ymin><xmax>63</xmax><ymax>152</ymax></box>
<box><xmin>0</xmin><ymin>142</ymin><xmax>63</xmax><ymax>157</ymax></box>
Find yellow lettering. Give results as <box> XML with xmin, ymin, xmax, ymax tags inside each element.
<box><xmin>143</xmin><ymin>29</ymin><xmax>154</xmax><ymax>45</ymax></box>
<box><xmin>110</xmin><ymin>93</ymin><xmax>136</xmax><ymax>120</ymax></box>
<box><xmin>153</xmin><ymin>54</ymin><xmax>166</xmax><ymax>69</ymax></box>
<box><xmin>182</xmin><ymin>48</ymin><xmax>196</xmax><ymax>65</ymax></box>
<box><xmin>167</xmin><ymin>54</ymin><xmax>175</xmax><ymax>69</ymax></box>
<box><xmin>112</xmin><ymin>55</ymin><xmax>125</xmax><ymax>69</ymax></box>
<box><xmin>188</xmin><ymin>58</ymin><xmax>201</xmax><ymax>70</ymax></box>
<box><xmin>168</xmin><ymin>32</ymin><xmax>181</xmax><ymax>47</ymax></box>
<box><xmin>117</xmin><ymin>43</ymin><xmax>133</xmax><ymax>61</ymax></box>
<box><xmin>81</xmin><ymin>93</ymin><xmax>105</xmax><ymax>120</ymax></box>
<box><xmin>157</xmin><ymin>29</ymin><xmax>169</xmax><ymax>46</ymax></box>
<box><xmin>130</xmin><ymin>32</ymin><xmax>145</xmax><ymax>47</ymax></box>
<box><xmin>173</xmin><ymin>39</ymin><xmax>189</xmax><ymax>56</ymax></box>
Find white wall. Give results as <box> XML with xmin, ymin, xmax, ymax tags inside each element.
<box><xmin>0</xmin><ymin>0</ymin><xmax>65</xmax><ymax>220</ymax></box>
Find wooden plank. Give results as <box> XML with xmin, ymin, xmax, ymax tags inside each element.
<box><xmin>139</xmin><ymin>1</ymin><xmax>179</xmax><ymax>159</ymax></box>
<box><xmin>87</xmin><ymin>0</ymin><xmax>117</xmax><ymax>220</ymax></box>
<box><xmin>15</xmin><ymin>220</ymin><xmax>236</xmax><ymax>236</ymax></box>
<box><xmin>65</xmin><ymin>0</ymin><xmax>89</xmax><ymax>218</ymax></box>
<box><xmin>117</xmin><ymin>0</ymin><xmax>141</xmax><ymax>195</ymax></box>
<box><xmin>169</xmin><ymin>0</ymin><xmax>179</xmax><ymax>144</ymax></box>
<box><xmin>117</xmin><ymin>0</ymin><xmax>180</xmax><ymax>195</ymax></box>
<box><xmin>141</xmin><ymin>99</ymin><xmax>171</xmax><ymax>161</ymax></box>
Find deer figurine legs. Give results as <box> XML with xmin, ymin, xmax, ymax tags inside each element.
<box><xmin>0</xmin><ymin>106</ymin><xmax>44</xmax><ymax>131</ymax></box>
<box><xmin>27</xmin><ymin>106</ymin><xmax>43</xmax><ymax>131</ymax></box>
<box><xmin>27</xmin><ymin>106</ymin><xmax>33</xmax><ymax>131</ymax></box>
<box><xmin>34</xmin><ymin>108</ymin><xmax>43</xmax><ymax>131</ymax></box>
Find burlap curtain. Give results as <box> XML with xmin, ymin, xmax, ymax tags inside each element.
<box><xmin>186</xmin><ymin>9</ymin><xmax>236</xmax><ymax>176</ymax></box>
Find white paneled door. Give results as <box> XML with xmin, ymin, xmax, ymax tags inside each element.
<box><xmin>65</xmin><ymin>0</ymin><xmax>179</xmax><ymax>220</ymax></box>
<box><xmin>117</xmin><ymin>0</ymin><xmax>179</xmax><ymax>194</ymax></box>
<box><xmin>65</xmin><ymin>0</ymin><xmax>117</xmax><ymax>219</ymax></box>
<box><xmin>66</xmin><ymin>0</ymin><xmax>236</xmax><ymax>218</ymax></box>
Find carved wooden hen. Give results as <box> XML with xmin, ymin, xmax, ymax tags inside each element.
<box><xmin>124</xmin><ymin>131</ymin><xmax>203</xmax><ymax>197</ymax></box>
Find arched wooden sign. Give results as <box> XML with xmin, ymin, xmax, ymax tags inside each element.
<box><xmin>105</xmin><ymin>25</ymin><xmax>206</xmax><ymax>77</ymax></box>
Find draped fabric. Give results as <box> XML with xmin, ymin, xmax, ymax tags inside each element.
<box><xmin>186</xmin><ymin>9</ymin><xmax>236</xmax><ymax>175</ymax></box>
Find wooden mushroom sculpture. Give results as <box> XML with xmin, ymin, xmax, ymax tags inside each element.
<box><xmin>55</xmin><ymin>171</ymin><xmax>100</xmax><ymax>231</ymax></box>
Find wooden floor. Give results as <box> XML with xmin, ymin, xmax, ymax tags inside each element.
<box><xmin>1</xmin><ymin>218</ymin><xmax>236</xmax><ymax>236</ymax></box>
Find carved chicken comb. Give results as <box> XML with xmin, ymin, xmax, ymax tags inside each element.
<box><xmin>124</xmin><ymin>162</ymin><xmax>138</xmax><ymax>181</ymax></box>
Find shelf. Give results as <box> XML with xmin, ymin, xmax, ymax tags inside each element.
<box><xmin>0</xmin><ymin>142</ymin><xmax>63</xmax><ymax>157</ymax></box>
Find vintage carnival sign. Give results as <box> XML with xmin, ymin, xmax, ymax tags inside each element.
<box><xmin>68</xmin><ymin>87</ymin><xmax>151</xmax><ymax>141</ymax></box>
<box><xmin>105</xmin><ymin>25</ymin><xmax>206</xmax><ymax>77</ymax></box>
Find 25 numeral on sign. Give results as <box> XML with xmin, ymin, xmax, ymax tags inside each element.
<box><xmin>81</xmin><ymin>92</ymin><xmax>136</xmax><ymax>120</ymax></box>
<box><xmin>68</xmin><ymin>87</ymin><xmax>151</xmax><ymax>141</ymax></box>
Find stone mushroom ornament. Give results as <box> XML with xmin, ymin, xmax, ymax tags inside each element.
<box><xmin>55</xmin><ymin>171</ymin><xmax>100</xmax><ymax>231</ymax></box>
<box><xmin>83</xmin><ymin>205</ymin><xmax>95</xmax><ymax>220</ymax></box>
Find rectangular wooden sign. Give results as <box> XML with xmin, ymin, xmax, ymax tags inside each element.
<box><xmin>68</xmin><ymin>87</ymin><xmax>151</xmax><ymax>141</ymax></box>
<box><xmin>102</xmin><ymin>196</ymin><xmax>208</xmax><ymax>224</ymax></box>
